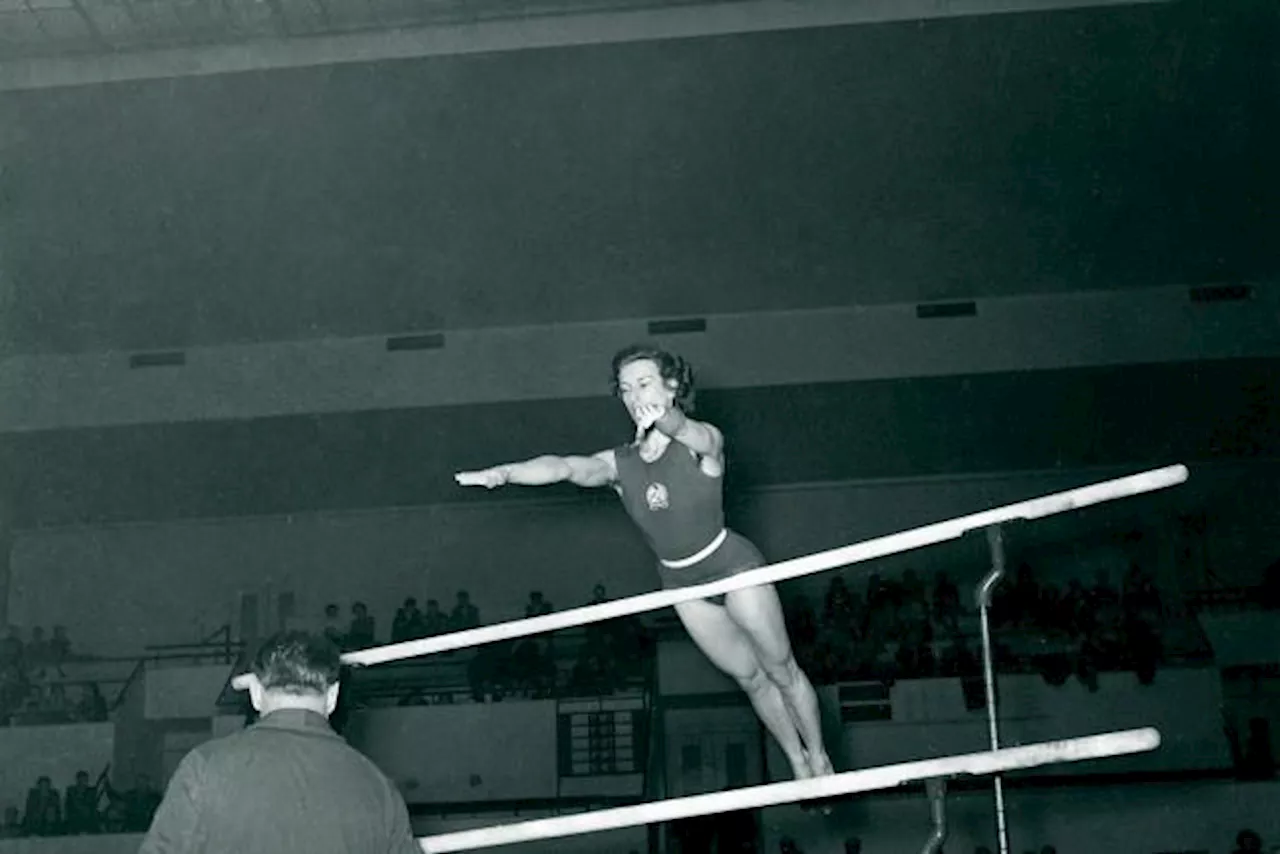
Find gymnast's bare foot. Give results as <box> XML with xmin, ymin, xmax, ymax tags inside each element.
<box><xmin>787</xmin><ymin>751</ymin><xmax>814</xmax><ymax>780</ymax></box>
<box><xmin>806</xmin><ymin>749</ymin><xmax>835</xmax><ymax>777</ymax></box>
<box><xmin>798</xmin><ymin>750</ymin><xmax>836</xmax><ymax>815</ymax></box>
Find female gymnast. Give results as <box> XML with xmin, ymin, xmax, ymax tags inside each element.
<box><xmin>455</xmin><ymin>345</ymin><xmax>833</xmax><ymax>780</ymax></box>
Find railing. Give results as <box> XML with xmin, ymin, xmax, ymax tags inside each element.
<box><xmin>343</xmin><ymin>624</ymin><xmax>653</xmax><ymax>708</ymax></box>
<box><xmin>208</xmin><ymin>623</ymin><xmax>652</xmax><ymax>715</ymax></box>
<box><xmin>110</xmin><ymin>624</ymin><xmax>242</xmax><ymax>712</ymax></box>
<box><xmin>142</xmin><ymin>623</ymin><xmax>242</xmax><ymax>666</ymax></box>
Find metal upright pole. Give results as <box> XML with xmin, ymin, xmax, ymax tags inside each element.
<box><xmin>919</xmin><ymin>778</ymin><xmax>948</xmax><ymax>854</ymax></box>
<box><xmin>978</xmin><ymin>524</ymin><xmax>1011</xmax><ymax>854</ymax></box>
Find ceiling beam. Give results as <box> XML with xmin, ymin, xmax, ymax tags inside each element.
<box><xmin>0</xmin><ymin>0</ymin><xmax>1173</xmax><ymax>92</ymax></box>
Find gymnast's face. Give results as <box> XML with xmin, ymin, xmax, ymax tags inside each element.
<box><xmin>616</xmin><ymin>358</ymin><xmax>678</xmax><ymax>423</ymax></box>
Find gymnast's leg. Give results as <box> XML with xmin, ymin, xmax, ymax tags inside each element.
<box><xmin>673</xmin><ymin>598</ymin><xmax>813</xmax><ymax>780</ymax></box>
<box><xmin>725</xmin><ymin>583</ymin><xmax>833</xmax><ymax>776</ymax></box>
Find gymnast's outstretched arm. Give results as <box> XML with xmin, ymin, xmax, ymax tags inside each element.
<box><xmin>455</xmin><ymin>451</ymin><xmax>617</xmax><ymax>490</ymax></box>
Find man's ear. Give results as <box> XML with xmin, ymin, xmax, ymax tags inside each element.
<box><xmin>232</xmin><ymin>672</ymin><xmax>265</xmax><ymax>711</ymax></box>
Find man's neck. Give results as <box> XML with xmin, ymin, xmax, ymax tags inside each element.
<box><xmin>257</xmin><ymin>694</ymin><xmax>330</xmax><ymax>717</ymax></box>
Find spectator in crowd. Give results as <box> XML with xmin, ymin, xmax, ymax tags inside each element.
<box><xmin>577</xmin><ymin>583</ymin><xmax>649</xmax><ymax>687</ymax></box>
<box><xmin>581</xmin><ymin>587</ymin><xmax>618</xmax><ymax>680</ymax></box>
<box><xmin>1089</xmin><ymin>568</ymin><xmax>1121</xmax><ymax>611</ymax></box>
<box><xmin>525</xmin><ymin>591</ymin><xmax>553</xmax><ymax>618</ymax></box>
<box><xmin>131</xmin><ymin>776</ymin><xmax>163</xmax><ymax>828</ymax></box>
<box><xmin>449</xmin><ymin>591</ymin><xmax>480</xmax><ymax>632</ymax></box>
<box><xmin>0</xmin><ymin>646</ymin><xmax>28</xmax><ymax>724</ymax></box>
<box><xmin>141</xmin><ymin>631</ymin><xmax>420</xmax><ymax>854</ymax></box>
<box><xmin>321</xmin><ymin>604</ymin><xmax>345</xmax><ymax>648</ymax></box>
<box><xmin>0</xmin><ymin>627</ymin><xmax>23</xmax><ymax>666</ymax></box>
<box><xmin>575</xmin><ymin>589</ymin><xmax>642</xmax><ymax>690</ymax></box>
<box><xmin>781</xmin><ymin>549</ymin><xmax>1168</xmax><ymax>689</ymax></box>
<box><xmin>516</xmin><ymin>591</ymin><xmax>557</xmax><ymax>697</ymax></box>
<box><xmin>347</xmin><ymin>602</ymin><xmax>376</xmax><ymax>649</ymax></box>
<box><xmin>12</xmin><ymin>684</ymin><xmax>41</xmax><ymax>720</ymax></box>
<box><xmin>22</xmin><ymin>775</ymin><xmax>61</xmax><ymax>836</ymax></box>
<box><xmin>100</xmin><ymin>789</ymin><xmax>128</xmax><ymax>834</ymax></box>
<box><xmin>467</xmin><ymin>639</ymin><xmax>515</xmax><ymax>702</ymax></box>
<box><xmin>568</xmin><ymin>649</ymin><xmax>615</xmax><ymax>697</ymax></box>
<box><xmin>822</xmin><ymin>578</ymin><xmax>858</xmax><ymax>636</ymax></box>
<box><xmin>26</xmin><ymin>627</ymin><xmax>51</xmax><ymax>676</ymax></box>
<box><xmin>510</xmin><ymin>638</ymin><xmax>557</xmax><ymax>699</ymax></box>
<box><xmin>1227</xmin><ymin>717</ymin><xmax>1277</xmax><ymax>781</ymax></box>
<box><xmin>103</xmin><ymin>774</ymin><xmax>163</xmax><ymax>833</ymax></box>
<box><xmin>784</xmin><ymin>595</ymin><xmax>819</xmax><ymax>659</ymax></box>
<box><xmin>421</xmin><ymin>599</ymin><xmax>448</xmax><ymax>636</ymax></box>
<box><xmin>933</xmin><ymin>571</ymin><xmax>962</xmax><ymax>632</ymax></box>
<box><xmin>1036</xmin><ymin>581</ymin><xmax>1063</xmax><ymax>634</ymax></box>
<box><xmin>391</xmin><ymin>598</ymin><xmax>425</xmax><ymax>643</ymax></box>
<box><xmin>49</xmin><ymin>626</ymin><xmax>72</xmax><ymax>666</ymax></box>
<box><xmin>44</xmin><ymin>683</ymin><xmax>71</xmax><ymax>721</ymax></box>
<box><xmin>1122</xmin><ymin>562</ymin><xmax>1162</xmax><ymax>616</ymax></box>
<box><xmin>901</xmin><ymin>568</ymin><xmax>927</xmax><ymax>612</ymax></box>
<box><xmin>76</xmin><ymin>682</ymin><xmax>109</xmax><ymax>723</ymax></box>
<box><xmin>1001</xmin><ymin>563</ymin><xmax>1041</xmax><ymax>629</ymax></box>
<box><xmin>1059</xmin><ymin>579</ymin><xmax>1092</xmax><ymax>636</ymax></box>
<box><xmin>64</xmin><ymin>770</ymin><xmax>100</xmax><ymax>834</ymax></box>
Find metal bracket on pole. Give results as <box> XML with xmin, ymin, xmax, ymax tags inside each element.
<box><xmin>919</xmin><ymin>778</ymin><xmax>948</xmax><ymax>854</ymax></box>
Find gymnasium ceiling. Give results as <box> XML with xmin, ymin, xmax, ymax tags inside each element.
<box><xmin>0</xmin><ymin>0</ymin><xmax>1276</xmax><ymax>356</ymax></box>
<box><xmin>0</xmin><ymin>0</ymin><xmax>1277</xmax><ymax>528</ymax></box>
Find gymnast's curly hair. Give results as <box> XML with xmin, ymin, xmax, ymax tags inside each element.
<box><xmin>610</xmin><ymin>344</ymin><xmax>696</xmax><ymax>413</ymax></box>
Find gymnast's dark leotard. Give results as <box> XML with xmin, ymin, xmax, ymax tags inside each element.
<box><xmin>613</xmin><ymin>441</ymin><xmax>764</xmax><ymax>600</ymax></box>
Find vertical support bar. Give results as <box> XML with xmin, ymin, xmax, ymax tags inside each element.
<box><xmin>919</xmin><ymin>778</ymin><xmax>947</xmax><ymax>854</ymax></box>
<box><xmin>978</xmin><ymin>524</ymin><xmax>1010</xmax><ymax>854</ymax></box>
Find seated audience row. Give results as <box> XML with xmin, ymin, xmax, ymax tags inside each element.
<box><xmin>321</xmin><ymin>591</ymin><xmax>483</xmax><ymax>651</ymax></box>
<box><xmin>1</xmin><ymin>624</ymin><xmax>108</xmax><ymax>727</ymax></box>
<box><xmin>0</xmin><ymin>771</ymin><xmax>160</xmax><ymax>838</ymax></box>
<box><xmin>785</xmin><ymin>559</ymin><xmax>1167</xmax><ymax>690</ymax></box>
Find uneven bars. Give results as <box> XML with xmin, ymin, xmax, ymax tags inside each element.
<box><xmin>340</xmin><ymin>464</ymin><xmax>1186</xmax><ymax>668</ymax></box>
<box><xmin>419</xmin><ymin>727</ymin><xmax>1162</xmax><ymax>852</ymax></box>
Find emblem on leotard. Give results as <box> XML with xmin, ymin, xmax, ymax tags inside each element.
<box><xmin>645</xmin><ymin>482</ymin><xmax>670</xmax><ymax>511</ymax></box>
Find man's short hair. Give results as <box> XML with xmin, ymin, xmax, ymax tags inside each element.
<box><xmin>251</xmin><ymin>631</ymin><xmax>341</xmax><ymax>694</ymax></box>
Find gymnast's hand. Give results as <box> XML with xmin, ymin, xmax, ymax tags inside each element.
<box><xmin>633</xmin><ymin>403</ymin><xmax>666</xmax><ymax>442</ymax></box>
<box><xmin>455</xmin><ymin>468</ymin><xmax>507</xmax><ymax>489</ymax></box>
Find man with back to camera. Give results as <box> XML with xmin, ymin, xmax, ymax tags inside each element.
<box><xmin>139</xmin><ymin>630</ymin><xmax>420</xmax><ymax>854</ymax></box>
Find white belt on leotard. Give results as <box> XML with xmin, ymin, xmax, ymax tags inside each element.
<box><xmin>659</xmin><ymin>528</ymin><xmax>729</xmax><ymax>569</ymax></box>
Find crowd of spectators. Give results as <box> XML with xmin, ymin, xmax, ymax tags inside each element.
<box><xmin>465</xmin><ymin>584</ymin><xmax>652</xmax><ymax>702</ymax></box>
<box><xmin>784</xmin><ymin>559</ymin><xmax>1167</xmax><ymax>692</ymax></box>
<box><xmin>567</xmin><ymin>584</ymin><xmax>650</xmax><ymax>697</ymax></box>
<box><xmin>0</xmin><ymin>770</ymin><xmax>161</xmax><ymax>839</ymax></box>
<box><xmin>316</xmin><ymin>585</ymin><xmax>654</xmax><ymax>706</ymax></box>
<box><xmin>313</xmin><ymin>555</ymin><xmax>1176</xmax><ymax>708</ymax></box>
<box><xmin>0</xmin><ymin>626</ymin><xmax>109</xmax><ymax>727</ymax></box>
<box><xmin>320</xmin><ymin>591</ymin><xmax>482</xmax><ymax>652</ymax></box>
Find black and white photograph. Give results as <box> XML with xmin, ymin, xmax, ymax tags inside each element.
<box><xmin>0</xmin><ymin>0</ymin><xmax>1277</xmax><ymax>852</ymax></box>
